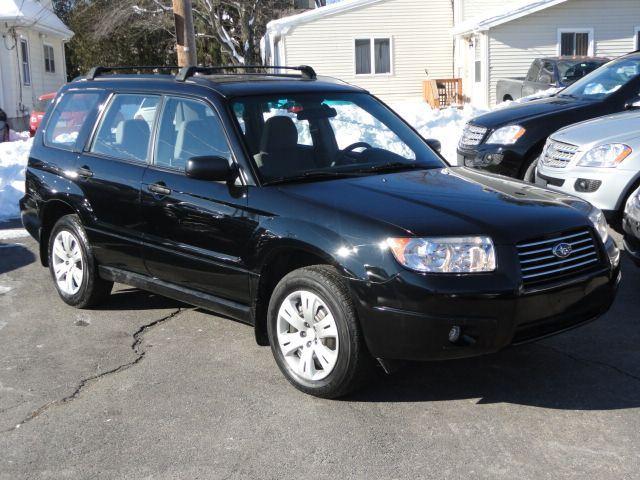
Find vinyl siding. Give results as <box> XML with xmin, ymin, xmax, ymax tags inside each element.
<box><xmin>488</xmin><ymin>0</ymin><xmax>640</xmax><ymax>106</ymax></box>
<box><xmin>460</xmin><ymin>0</ymin><xmax>509</xmax><ymax>21</ymax></box>
<box><xmin>281</xmin><ymin>0</ymin><xmax>454</xmax><ymax>102</ymax></box>
<box><xmin>0</xmin><ymin>25</ymin><xmax>67</xmax><ymax>126</ymax></box>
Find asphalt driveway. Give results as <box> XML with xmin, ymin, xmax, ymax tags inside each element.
<box><xmin>1</xmin><ymin>226</ymin><xmax>639</xmax><ymax>479</ymax></box>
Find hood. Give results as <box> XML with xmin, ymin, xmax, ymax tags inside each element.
<box><xmin>472</xmin><ymin>96</ymin><xmax>593</xmax><ymax>128</ymax></box>
<box><xmin>552</xmin><ymin>110</ymin><xmax>640</xmax><ymax>148</ymax></box>
<box><xmin>277</xmin><ymin>168</ymin><xmax>592</xmax><ymax>245</ymax></box>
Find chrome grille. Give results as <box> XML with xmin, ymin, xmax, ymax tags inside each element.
<box><xmin>459</xmin><ymin>124</ymin><xmax>488</xmax><ymax>148</ymax></box>
<box><xmin>517</xmin><ymin>229</ymin><xmax>601</xmax><ymax>287</ymax></box>
<box><xmin>541</xmin><ymin>139</ymin><xmax>579</xmax><ymax>168</ymax></box>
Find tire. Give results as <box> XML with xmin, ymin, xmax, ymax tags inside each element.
<box><xmin>267</xmin><ymin>265</ymin><xmax>372</xmax><ymax>398</ymax></box>
<box><xmin>47</xmin><ymin>214</ymin><xmax>113</xmax><ymax>308</ymax></box>
<box><xmin>522</xmin><ymin>155</ymin><xmax>540</xmax><ymax>183</ymax></box>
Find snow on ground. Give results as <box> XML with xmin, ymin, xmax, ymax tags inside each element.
<box><xmin>0</xmin><ymin>136</ymin><xmax>32</xmax><ymax>221</ymax></box>
<box><xmin>391</xmin><ymin>101</ymin><xmax>486</xmax><ymax>163</ymax></box>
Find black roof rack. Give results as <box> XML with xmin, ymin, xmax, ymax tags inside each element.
<box><xmin>175</xmin><ymin>65</ymin><xmax>317</xmax><ymax>82</ymax></box>
<box><xmin>86</xmin><ymin>65</ymin><xmax>179</xmax><ymax>81</ymax></box>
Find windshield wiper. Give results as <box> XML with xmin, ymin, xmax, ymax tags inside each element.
<box><xmin>352</xmin><ymin>162</ymin><xmax>430</xmax><ymax>174</ymax></box>
<box><xmin>262</xmin><ymin>170</ymin><xmax>360</xmax><ymax>186</ymax></box>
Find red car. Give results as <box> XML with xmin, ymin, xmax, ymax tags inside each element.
<box><xmin>29</xmin><ymin>92</ymin><xmax>56</xmax><ymax>136</ymax></box>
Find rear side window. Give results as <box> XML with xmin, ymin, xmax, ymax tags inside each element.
<box><xmin>91</xmin><ymin>94</ymin><xmax>160</xmax><ymax>163</ymax></box>
<box><xmin>45</xmin><ymin>92</ymin><xmax>101</xmax><ymax>150</ymax></box>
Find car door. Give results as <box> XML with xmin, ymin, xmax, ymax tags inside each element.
<box><xmin>78</xmin><ymin>92</ymin><xmax>161</xmax><ymax>273</ymax></box>
<box><xmin>139</xmin><ymin>95</ymin><xmax>253</xmax><ymax>304</ymax></box>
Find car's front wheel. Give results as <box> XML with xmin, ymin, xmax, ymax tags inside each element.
<box><xmin>48</xmin><ymin>214</ymin><xmax>113</xmax><ymax>308</ymax></box>
<box><xmin>267</xmin><ymin>265</ymin><xmax>372</xmax><ymax>398</ymax></box>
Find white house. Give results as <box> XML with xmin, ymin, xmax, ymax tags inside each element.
<box><xmin>264</xmin><ymin>0</ymin><xmax>640</xmax><ymax>107</ymax></box>
<box><xmin>0</xmin><ymin>0</ymin><xmax>73</xmax><ymax>129</ymax></box>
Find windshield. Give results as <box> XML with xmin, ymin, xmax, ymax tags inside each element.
<box><xmin>231</xmin><ymin>92</ymin><xmax>444</xmax><ymax>183</ymax></box>
<box><xmin>560</xmin><ymin>56</ymin><xmax>640</xmax><ymax>99</ymax></box>
<box><xmin>557</xmin><ymin>60</ymin><xmax>606</xmax><ymax>85</ymax></box>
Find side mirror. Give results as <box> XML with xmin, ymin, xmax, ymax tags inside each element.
<box><xmin>425</xmin><ymin>138</ymin><xmax>441</xmax><ymax>152</ymax></box>
<box><xmin>185</xmin><ymin>155</ymin><xmax>231</xmax><ymax>181</ymax></box>
<box><xmin>625</xmin><ymin>97</ymin><xmax>640</xmax><ymax>110</ymax></box>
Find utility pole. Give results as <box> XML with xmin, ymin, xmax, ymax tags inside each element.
<box><xmin>173</xmin><ymin>0</ymin><xmax>197</xmax><ymax>67</ymax></box>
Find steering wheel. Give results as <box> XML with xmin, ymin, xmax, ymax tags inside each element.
<box><xmin>333</xmin><ymin>142</ymin><xmax>373</xmax><ymax>165</ymax></box>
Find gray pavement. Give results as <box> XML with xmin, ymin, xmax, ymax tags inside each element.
<box><xmin>1</xmin><ymin>231</ymin><xmax>639</xmax><ymax>479</ymax></box>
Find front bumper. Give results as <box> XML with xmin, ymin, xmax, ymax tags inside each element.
<box><xmin>536</xmin><ymin>164</ymin><xmax>639</xmax><ymax>213</ymax></box>
<box><xmin>351</xmin><ymin>240</ymin><xmax>620</xmax><ymax>361</ymax></box>
<box><xmin>456</xmin><ymin>144</ymin><xmax>528</xmax><ymax>178</ymax></box>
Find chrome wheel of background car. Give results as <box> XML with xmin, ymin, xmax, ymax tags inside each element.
<box><xmin>276</xmin><ymin>290</ymin><xmax>339</xmax><ymax>381</ymax></box>
<box><xmin>52</xmin><ymin>230</ymin><xmax>84</xmax><ymax>295</ymax></box>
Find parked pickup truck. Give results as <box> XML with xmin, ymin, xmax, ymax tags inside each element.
<box><xmin>496</xmin><ymin>57</ymin><xmax>608</xmax><ymax>103</ymax></box>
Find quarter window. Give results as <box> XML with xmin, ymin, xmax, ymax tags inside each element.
<box><xmin>91</xmin><ymin>94</ymin><xmax>160</xmax><ymax>163</ymax></box>
<box><xmin>44</xmin><ymin>45</ymin><xmax>55</xmax><ymax>73</ymax></box>
<box><xmin>44</xmin><ymin>92</ymin><xmax>102</xmax><ymax>150</ymax></box>
<box><xmin>155</xmin><ymin>97</ymin><xmax>231</xmax><ymax>170</ymax></box>
<box><xmin>20</xmin><ymin>39</ymin><xmax>31</xmax><ymax>85</ymax></box>
<box><xmin>355</xmin><ymin>38</ymin><xmax>391</xmax><ymax>75</ymax></box>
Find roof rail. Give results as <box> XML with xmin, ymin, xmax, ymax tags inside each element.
<box><xmin>86</xmin><ymin>66</ymin><xmax>179</xmax><ymax>81</ymax></box>
<box><xmin>175</xmin><ymin>65</ymin><xmax>317</xmax><ymax>82</ymax></box>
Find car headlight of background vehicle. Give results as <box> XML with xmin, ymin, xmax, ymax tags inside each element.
<box><xmin>485</xmin><ymin>125</ymin><xmax>526</xmax><ymax>145</ymax></box>
<box><xmin>624</xmin><ymin>186</ymin><xmax>640</xmax><ymax>222</ymax></box>
<box><xmin>588</xmin><ymin>207</ymin><xmax>609</xmax><ymax>244</ymax></box>
<box><xmin>387</xmin><ymin>236</ymin><xmax>496</xmax><ymax>273</ymax></box>
<box><xmin>578</xmin><ymin>143</ymin><xmax>632</xmax><ymax>168</ymax></box>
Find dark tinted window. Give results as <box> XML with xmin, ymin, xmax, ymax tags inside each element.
<box><xmin>155</xmin><ymin>97</ymin><xmax>231</xmax><ymax>170</ymax></box>
<box><xmin>44</xmin><ymin>92</ymin><xmax>102</xmax><ymax>150</ymax></box>
<box><xmin>557</xmin><ymin>60</ymin><xmax>606</xmax><ymax>84</ymax></box>
<box><xmin>91</xmin><ymin>94</ymin><xmax>160</xmax><ymax>162</ymax></box>
<box><xmin>561</xmin><ymin>32</ymin><xmax>589</xmax><ymax>56</ymax></box>
<box><xmin>34</xmin><ymin>97</ymin><xmax>53</xmax><ymax>112</ymax></box>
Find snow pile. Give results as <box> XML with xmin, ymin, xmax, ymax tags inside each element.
<box><xmin>391</xmin><ymin>101</ymin><xmax>486</xmax><ymax>163</ymax></box>
<box><xmin>9</xmin><ymin>130</ymin><xmax>30</xmax><ymax>142</ymax></box>
<box><xmin>0</xmin><ymin>137</ymin><xmax>32</xmax><ymax>221</ymax></box>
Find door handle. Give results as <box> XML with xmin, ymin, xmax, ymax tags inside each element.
<box><xmin>148</xmin><ymin>183</ymin><xmax>171</xmax><ymax>196</ymax></box>
<box><xmin>76</xmin><ymin>166</ymin><xmax>93</xmax><ymax>178</ymax></box>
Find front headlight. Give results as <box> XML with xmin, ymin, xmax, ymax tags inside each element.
<box><xmin>486</xmin><ymin>125</ymin><xmax>526</xmax><ymax>145</ymax></box>
<box><xmin>387</xmin><ymin>236</ymin><xmax>496</xmax><ymax>273</ymax></box>
<box><xmin>577</xmin><ymin>143</ymin><xmax>632</xmax><ymax>168</ymax></box>
<box><xmin>588</xmin><ymin>207</ymin><xmax>609</xmax><ymax>244</ymax></box>
<box><xmin>624</xmin><ymin>186</ymin><xmax>640</xmax><ymax>221</ymax></box>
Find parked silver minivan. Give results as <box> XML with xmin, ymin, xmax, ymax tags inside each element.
<box><xmin>535</xmin><ymin>110</ymin><xmax>640</xmax><ymax>222</ymax></box>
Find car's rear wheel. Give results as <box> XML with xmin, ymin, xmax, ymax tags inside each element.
<box><xmin>48</xmin><ymin>214</ymin><xmax>113</xmax><ymax>308</ymax></box>
<box><xmin>267</xmin><ymin>265</ymin><xmax>372</xmax><ymax>398</ymax></box>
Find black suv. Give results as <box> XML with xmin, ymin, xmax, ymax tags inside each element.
<box><xmin>458</xmin><ymin>52</ymin><xmax>640</xmax><ymax>182</ymax></box>
<box><xmin>21</xmin><ymin>65</ymin><xmax>621</xmax><ymax>398</ymax></box>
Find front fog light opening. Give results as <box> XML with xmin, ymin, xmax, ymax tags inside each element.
<box><xmin>448</xmin><ymin>326</ymin><xmax>461</xmax><ymax>343</ymax></box>
<box><xmin>575</xmin><ymin>178</ymin><xmax>602</xmax><ymax>193</ymax></box>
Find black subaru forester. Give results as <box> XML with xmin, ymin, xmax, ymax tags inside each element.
<box><xmin>20</xmin><ymin>65</ymin><xmax>621</xmax><ymax>398</ymax></box>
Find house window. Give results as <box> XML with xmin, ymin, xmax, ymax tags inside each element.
<box><xmin>20</xmin><ymin>39</ymin><xmax>31</xmax><ymax>86</ymax></box>
<box><xmin>558</xmin><ymin>29</ymin><xmax>593</xmax><ymax>56</ymax></box>
<box><xmin>635</xmin><ymin>27</ymin><xmax>640</xmax><ymax>50</ymax></box>
<box><xmin>355</xmin><ymin>37</ymin><xmax>391</xmax><ymax>75</ymax></box>
<box><xmin>44</xmin><ymin>44</ymin><xmax>55</xmax><ymax>73</ymax></box>
<box><xmin>474</xmin><ymin>37</ymin><xmax>482</xmax><ymax>83</ymax></box>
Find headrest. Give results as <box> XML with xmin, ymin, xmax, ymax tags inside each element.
<box><xmin>260</xmin><ymin>116</ymin><xmax>298</xmax><ymax>152</ymax></box>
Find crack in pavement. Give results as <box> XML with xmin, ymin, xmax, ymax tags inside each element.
<box><xmin>2</xmin><ymin>307</ymin><xmax>185</xmax><ymax>434</ymax></box>
<box><xmin>536</xmin><ymin>342</ymin><xmax>640</xmax><ymax>383</ymax></box>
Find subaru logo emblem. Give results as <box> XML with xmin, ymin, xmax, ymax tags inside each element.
<box><xmin>552</xmin><ymin>242</ymin><xmax>573</xmax><ymax>258</ymax></box>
